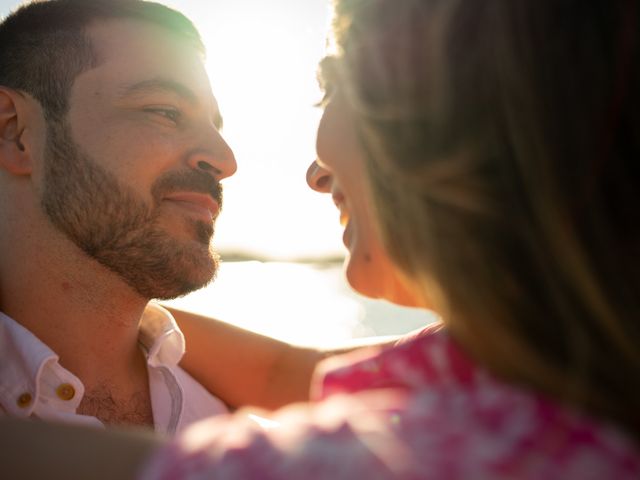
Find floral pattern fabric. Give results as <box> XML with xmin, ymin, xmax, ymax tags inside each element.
<box><xmin>140</xmin><ymin>329</ymin><xmax>640</xmax><ymax>479</ymax></box>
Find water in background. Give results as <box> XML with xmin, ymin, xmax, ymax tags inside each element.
<box><xmin>163</xmin><ymin>261</ymin><xmax>437</xmax><ymax>347</ymax></box>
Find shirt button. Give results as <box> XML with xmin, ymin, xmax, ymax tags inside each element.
<box><xmin>17</xmin><ymin>392</ymin><xmax>32</xmax><ymax>408</ymax></box>
<box><xmin>56</xmin><ymin>383</ymin><xmax>76</xmax><ymax>401</ymax></box>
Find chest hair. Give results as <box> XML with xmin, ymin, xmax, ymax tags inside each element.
<box><xmin>78</xmin><ymin>385</ymin><xmax>154</xmax><ymax>427</ymax></box>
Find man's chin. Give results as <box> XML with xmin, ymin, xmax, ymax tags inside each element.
<box><xmin>194</xmin><ymin>220</ymin><xmax>214</xmax><ymax>246</ymax></box>
<box><xmin>146</xmin><ymin>268</ymin><xmax>217</xmax><ymax>300</ymax></box>
<box><xmin>127</xmin><ymin>249</ymin><xmax>219</xmax><ymax>300</ymax></box>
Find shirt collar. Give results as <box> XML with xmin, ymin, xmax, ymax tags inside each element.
<box><xmin>0</xmin><ymin>302</ymin><xmax>185</xmax><ymax>416</ymax></box>
<box><xmin>0</xmin><ymin>311</ymin><xmax>62</xmax><ymax>416</ymax></box>
<box><xmin>137</xmin><ymin>302</ymin><xmax>186</xmax><ymax>368</ymax></box>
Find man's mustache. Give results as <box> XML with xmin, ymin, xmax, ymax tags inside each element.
<box><xmin>152</xmin><ymin>170</ymin><xmax>223</xmax><ymax>211</ymax></box>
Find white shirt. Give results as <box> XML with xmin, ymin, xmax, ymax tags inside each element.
<box><xmin>0</xmin><ymin>302</ymin><xmax>228</xmax><ymax>434</ymax></box>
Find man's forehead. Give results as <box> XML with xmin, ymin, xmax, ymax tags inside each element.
<box><xmin>85</xmin><ymin>18</ymin><xmax>207</xmax><ymax>84</ymax></box>
<box><xmin>86</xmin><ymin>17</ymin><xmax>200</xmax><ymax>55</ymax></box>
<box><xmin>78</xmin><ymin>18</ymin><xmax>219</xmax><ymax>115</ymax></box>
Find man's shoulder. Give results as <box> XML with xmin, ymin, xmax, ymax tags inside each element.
<box><xmin>0</xmin><ymin>310</ymin><xmax>85</xmax><ymax>421</ymax></box>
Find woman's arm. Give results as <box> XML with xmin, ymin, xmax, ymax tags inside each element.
<box><xmin>168</xmin><ymin>307</ymin><xmax>324</xmax><ymax>409</ymax></box>
<box><xmin>168</xmin><ymin>307</ymin><xmax>400</xmax><ymax>410</ymax></box>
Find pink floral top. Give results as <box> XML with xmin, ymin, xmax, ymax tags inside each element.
<box><xmin>140</xmin><ymin>328</ymin><xmax>640</xmax><ymax>479</ymax></box>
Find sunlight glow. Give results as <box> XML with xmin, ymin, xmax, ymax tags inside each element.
<box><xmin>161</xmin><ymin>0</ymin><xmax>344</xmax><ymax>260</ymax></box>
<box><xmin>165</xmin><ymin>262</ymin><xmax>433</xmax><ymax>346</ymax></box>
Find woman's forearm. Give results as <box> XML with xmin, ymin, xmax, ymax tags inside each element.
<box><xmin>169</xmin><ymin>307</ymin><xmax>324</xmax><ymax>409</ymax></box>
<box><xmin>169</xmin><ymin>307</ymin><xmax>401</xmax><ymax>409</ymax></box>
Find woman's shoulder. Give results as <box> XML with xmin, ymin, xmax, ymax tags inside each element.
<box><xmin>311</xmin><ymin>327</ymin><xmax>640</xmax><ymax>477</ymax></box>
<box><xmin>314</xmin><ymin>325</ymin><xmax>472</xmax><ymax>398</ymax></box>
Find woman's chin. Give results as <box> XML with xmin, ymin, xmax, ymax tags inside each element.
<box><xmin>343</xmin><ymin>252</ymin><xmax>425</xmax><ymax>307</ymax></box>
<box><xmin>343</xmin><ymin>253</ymin><xmax>387</xmax><ymax>301</ymax></box>
<box><xmin>344</xmin><ymin>255</ymin><xmax>372</xmax><ymax>298</ymax></box>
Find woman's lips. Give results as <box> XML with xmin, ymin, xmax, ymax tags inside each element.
<box><xmin>334</xmin><ymin>202</ymin><xmax>351</xmax><ymax>246</ymax></box>
<box><xmin>342</xmin><ymin>218</ymin><xmax>353</xmax><ymax>248</ymax></box>
<box><xmin>162</xmin><ymin>192</ymin><xmax>220</xmax><ymax>221</ymax></box>
<box><xmin>332</xmin><ymin>191</ymin><xmax>345</xmax><ymax>209</ymax></box>
<box><xmin>332</xmin><ymin>192</ymin><xmax>349</xmax><ymax>226</ymax></box>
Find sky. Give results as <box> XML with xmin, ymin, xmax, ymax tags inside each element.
<box><xmin>0</xmin><ymin>0</ymin><xmax>346</xmax><ymax>260</ymax></box>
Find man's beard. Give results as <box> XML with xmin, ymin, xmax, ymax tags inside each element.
<box><xmin>40</xmin><ymin>118</ymin><xmax>222</xmax><ymax>300</ymax></box>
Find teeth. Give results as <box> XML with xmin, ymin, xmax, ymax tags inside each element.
<box><xmin>339</xmin><ymin>210</ymin><xmax>349</xmax><ymax>227</ymax></box>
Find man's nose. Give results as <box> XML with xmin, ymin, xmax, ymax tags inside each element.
<box><xmin>306</xmin><ymin>160</ymin><xmax>331</xmax><ymax>192</ymax></box>
<box><xmin>187</xmin><ymin>129</ymin><xmax>237</xmax><ymax>180</ymax></box>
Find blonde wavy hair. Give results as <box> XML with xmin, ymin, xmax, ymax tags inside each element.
<box><xmin>325</xmin><ymin>0</ymin><xmax>640</xmax><ymax>437</ymax></box>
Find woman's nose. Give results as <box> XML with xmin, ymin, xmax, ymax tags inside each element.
<box><xmin>306</xmin><ymin>160</ymin><xmax>332</xmax><ymax>192</ymax></box>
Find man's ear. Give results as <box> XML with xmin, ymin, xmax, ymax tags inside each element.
<box><xmin>0</xmin><ymin>87</ymin><xmax>33</xmax><ymax>176</ymax></box>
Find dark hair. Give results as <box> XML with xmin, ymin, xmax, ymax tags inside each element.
<box><xmin>330</xmin><ymin>0</ymin><xmax>640</xmax><ymax>437</ymax></box>
<box><xmin>0</xmin><ymin>0</ymin><xmax>204</xmax><ymax>121</ymax></box>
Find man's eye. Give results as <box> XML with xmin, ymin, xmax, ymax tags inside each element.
<box><xmin>145</xmin><ymin>107</ymin><xmax>181</xmax><ymax>124</ymax></box>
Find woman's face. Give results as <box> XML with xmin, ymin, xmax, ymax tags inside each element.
<box><xmin>308</xmin><ymin>92</ymin><xmax>418</xmax><ymax>306</ymax></box>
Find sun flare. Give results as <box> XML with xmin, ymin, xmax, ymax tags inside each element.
<box><xmin>160</xmin><ymin>0</ymin><xmax>344</xmax><ymax>260</ymax></box>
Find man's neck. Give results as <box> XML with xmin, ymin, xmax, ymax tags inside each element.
<box><xmin>0</xmin><ymin>225</ymin><xmax>150</xmax><ymax>394</ymax></box>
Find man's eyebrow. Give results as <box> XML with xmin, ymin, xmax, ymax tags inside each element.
<box><xmin>119</xmin><ymin>78</ymin><xmax>198</xmax><ymax>104</ymax></box>
<box><xmin>119</xmin><ymin>78</ymin><xmax>223</xmax><ymax>129</ymax></box>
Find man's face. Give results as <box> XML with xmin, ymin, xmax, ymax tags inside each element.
<box><xmin>39</xmin><ymin>19</ymin><xmax>236</xmax><ymax>299</ymax></box>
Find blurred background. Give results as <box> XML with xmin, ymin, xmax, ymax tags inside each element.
<box><xmin>0</xmin><ymin>0</ymin><xmax>434</xmax><ymax>345</ymax></box>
